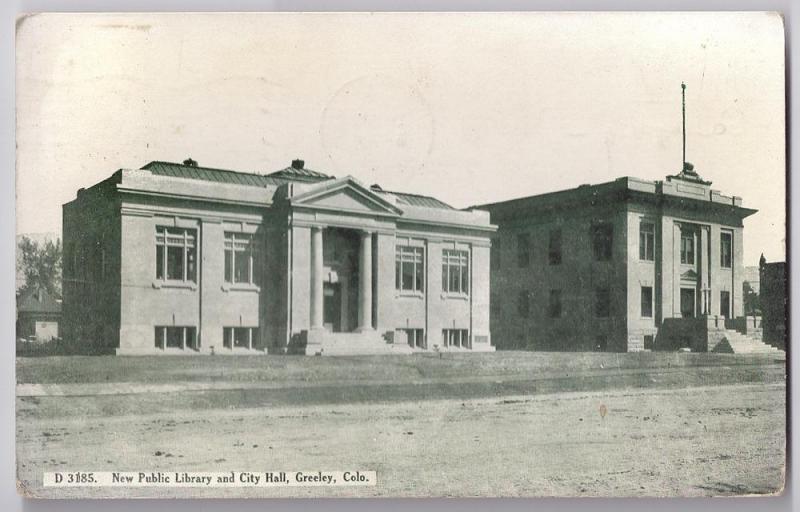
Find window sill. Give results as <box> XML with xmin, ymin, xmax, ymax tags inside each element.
<box><xmin>638</xmin><ymin>259</ymin><xmax>655</xmax><ymax>264</ymax></box>
<box><xmin>152</xmin><ymin>280</ymin><xmax>197</xmax><ymax>291</ymax></box>
<box><xmin>441</xmin><ymin>293</ymin><xmax>469</xmax><ymax>301</ymax></box>
<box><xmin>221</xmin><ymin>283</ymin><xmax>261</xmax><ymax>293</ymax></box>
<box><xmin>396</xmin><ymin>291</ymin><xmax>425</xmax><ymax>299</ymax></box>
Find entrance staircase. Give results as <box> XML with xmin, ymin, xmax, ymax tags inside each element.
<box><xmin>307</xmin><ymin>330</ymin><xmax>414</xmax><ymax>356</ymax></box>
<box><xmin>713</xmin><ymin>330</ymin><xmax>784</xmax><ymax>354</ymax></box>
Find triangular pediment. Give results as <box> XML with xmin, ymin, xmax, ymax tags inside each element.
<box><xmin>290</xmin><ymin>176</ymin><xmax>403</xmax><ymax>216</ymax></box>
<box><xmin>680</xmin><ymin>269</ymin><xmax>698</xmax><ymax>281</ymax></box>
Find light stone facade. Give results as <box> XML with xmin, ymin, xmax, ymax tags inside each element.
<box><xmin>62</xmin><ymin>160</ymin><xmax>496</xmax><ymax>355</ymax></box>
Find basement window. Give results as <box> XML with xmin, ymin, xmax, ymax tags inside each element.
<box><xmin>223</xmin><ymin>327</ymin><xmax>258</xmax><ymax>349</ymax></box>
<box><xmin>154</xmin><ymin>326</ymin><xmax>198</xmax><ymax>351</ymax></box>
<box><xmin>399</xmin><ymin>328</ymin><xmax>425</xmax><ymax>349</ymax></box>
<box><xmin>442</xmin><ymin>329</ymin><xmax>470</xmax><ymax>349</ymax></box>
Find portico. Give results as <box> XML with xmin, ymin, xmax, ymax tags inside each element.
<box><xmin>283</xmin><ymin>173</ymin><xmax>495</xmax><ymax>355</ymax></box>
<box><xmin>308</xmin><ymin>226</ymin><xmax>374</xmax><ymax>333</ymax></box>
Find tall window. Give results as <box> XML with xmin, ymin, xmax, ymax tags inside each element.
<box><xmin>548</xmin><ymin>289</ymin><xmax>562</xmax><ymax>318</ymax></box>
<box><xmin>641</xmin><ymin>286</ymin><xmax>653</xmax><ymax>318</ymax></box>
<box><xmin>591</xmin><ymin>223</ymin><xmax>613</xmax><ymax>261</ymax></box>
<box><xmin>639</xmin><ymin>221</ymin><xmax>655</xmax><ymax>261</ymax></box>
<box><xmin>680</xmin><ymin>288</ymin><xmax>696</xmax><ymax>318</ymax></box>
<box><xmin>720</xmin><ymin>232</ymin><xmax>732</xmax><ymax>268</ymax></box>
<box><xmin>595</xmin><ymin>288</ymin><xmax>610</xmax><ymax>317</ymax></box>
<box><xmin>518</xmin><ymin>290</ymin><xmax>530</xmax><ymax>317</ymax></box>
<box><xmin>156</xmin><ymin>227</ymin><xmax>197</xmax><ymax>282</ymax></box>
<box><xmin>720</xmin><ymin>291</ymin><xmax>731</xmax><ymax>318</ymax></box>
<box><xmin>442</xmin><ymin>249</ymin><xmax>469</xmax><ymax>294</ymax></box>
<box><xmin>396</xmin><ymin>246</ymin><xmax>424</xmax><ymax>293</ymax></box>
<box><xmin>224</xmin><ymin>233</ymin><xmax>261</xmax><ymax>285</ymax></box>
<box><xmin>548</xmin><ymin>229</ymin><xmax>562</xmax><ymax>265</ymax></box>
<box><xmin>680</xmin><ymin>229</ymin><xmax>695</xmax><ymax>265</ymax></box>
<box><xmin>517</xmin><ymin>233</ymin><xmax>530</xmax><ymax>267</ymax></box>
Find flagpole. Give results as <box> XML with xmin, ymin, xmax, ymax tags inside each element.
<box><xmin>681</xmin><ymin>82</ymin><xmax>686</xmax><ymax>169</ymax></box>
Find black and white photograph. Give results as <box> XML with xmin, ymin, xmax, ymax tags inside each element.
<box><xmin>13</xmin><ymin>11</ymin><xmax>787</xmax><ymax>498</ymax></box>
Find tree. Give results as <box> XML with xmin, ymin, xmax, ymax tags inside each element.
<box><xmin>18</xmin><ymin>236</ymin><xmax>62</xmax><ymax>296</ymax></box>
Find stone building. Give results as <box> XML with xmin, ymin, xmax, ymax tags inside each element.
<box><xmin>478</xmin><ymin>167</ymin><xmax>757</xmax><ymax>352</ymax></box>
<box><xmin>62</xmin><ymin>159</ymin><xmax>495</xmax><ymax>355</ymax></box>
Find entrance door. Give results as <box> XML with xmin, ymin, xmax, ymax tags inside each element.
<box><xmin>680</xmin><ymin>288</ymin><xmax>696</xmax><ymax>318</ymax></box>
<box><xmin>323</xmin><ymin>283</ymin><xmax>342</xmax><ymax>332</ymax></box>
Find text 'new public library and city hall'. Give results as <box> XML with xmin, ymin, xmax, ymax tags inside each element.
<box><xmin>62</xmin><ymin>152</ymin><xmax>761</xmax><ymax>356</ymax></box>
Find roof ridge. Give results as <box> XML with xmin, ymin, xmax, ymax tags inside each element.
<box><xmin>142</xmin><ymin>160</ymin><xmax>264</xmax><ymax>177</ymax></box>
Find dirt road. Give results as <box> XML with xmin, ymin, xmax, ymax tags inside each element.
<box><xmin>17</xmin><ymin>381</ymin><xmax>785</xmax><ymax>498</ymax></box>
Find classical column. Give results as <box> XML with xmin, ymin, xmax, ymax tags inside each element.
<box><xmin>357</xmin><ymin>231</ymin><xmax>374</xmax><ymax>331</ymax></box>
<box><xmin>310</xmin><ymin>226</ymin><xmax>324</xmax><ymax>330</ymax></box>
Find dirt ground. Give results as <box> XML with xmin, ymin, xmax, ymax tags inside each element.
<box><xmin>16</xmin><ymin>353</ymin><xmax>786</xmax><ymax>498</ymax></box>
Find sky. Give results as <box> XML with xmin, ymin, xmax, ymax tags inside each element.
<box><xmin>15</xmin><ymin>12</ymin><xmax>786</xmax><ymax>265</ymax></box>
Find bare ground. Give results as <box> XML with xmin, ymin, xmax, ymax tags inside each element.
<box><xmin>16</xmin><ymin>353</ymin><xmax>786</xmax><ymax>498</ymax></box>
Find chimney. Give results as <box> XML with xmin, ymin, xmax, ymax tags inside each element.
<box><xmin>183</xmin><ymin>158</ymin><xmax>198</xmax><ymax>167</ymax></box>
<box><xmin>291</xmin><ymin>159</ymin><xmax>304</xmax><ymax>170</ymax></box>
<box><xmin>370</xmin><ymin>184</ymin><xmax>383</xmax><ymax>191</ymax></box>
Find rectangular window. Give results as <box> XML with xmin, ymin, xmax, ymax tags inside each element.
<box><xmin>595</xmin><ymin>288</ymin><xmax>611</xmax><ymax>317</ymax></box>
<box><xmin>548</xmin><ymin>229</ymin><xmax>562</xmax><ymax>265</ymax></box>
<box><xmin>641</xmin><ymin>286</ymin><xmax>653</xmax><ymax>318</ymax></box>
<box><xmin>222</xmin><ymin>327</ymin><xmax>258</xmax><ymax>350</ymax></box>
<box><xmin>720</xmin><ymin>232</ymin><xmax>732</xmax><ymax>268</ymax></box>
<box><xmin>639</xmin><ymin>221</ymin><xmax>655</xmax><ymax>261</ymax></box>
<box><xmin>591</xmin><ymin>223</ymin><xmax>613</xmax><ymax>261</ymax></box>
<box><xmin>400</xmin><ymin>328</ymin><xmax>424</xmax><ymax>349</ymax></box>
<box><xmin>224</xmin><ymin>233</ymin><xmax>261</xmax><ymax>285</ymax></box>
<box><xmin>442</xmin><ymin>249</ymin><xmax>469</xmax><ymax>294</ymax></box>
<box><xmin>442</xmin><ymin>329</ymin><xmax>470</xmax><ymax>349</ymax></box>
<box><xmin>680</xmin><ymin>229</ymin><xmax>695</xmax><ymax>265</ymax></box>
<box><xmin>395</xmin><ymin>246</ymin><xmax>424</xmax><ymax>293</ymax></box>
<box><xmin>548</xmin><ymin>289</ymin><xmax>562</xmax><ymax>318</ymax></box>
<box><xmin>155</xmin><ymin>227</ymin><xmax>197</xmax><ymax>282</ymax></box>
<box><xmin>720</xmin><ymin>291</ymin><xmax>731</xmax><ymax>318</ymax></box>
<box><xmin>518</xmin><ymin>290</ymin><xmax>530</xmax><ymax>317</ymax></box>
<box><xmin>517</xmin><ymin>233</ymin><xmax>530</xmax><ymax>267</ymax></box>
<box><xmin>154</xmin><ymin>326</ymin><xmax>198</xmax><ymax>351</ymax></box>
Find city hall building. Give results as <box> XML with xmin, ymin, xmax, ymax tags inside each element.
<box><xmin>478</xmin><ymin>166</ymin><xmax>758</xmax><ymax>353</ymax></box>
<box><xmin>62</xmin><ymin>159</ymin><xmax>495</xmax><ymax>355</ymax></box>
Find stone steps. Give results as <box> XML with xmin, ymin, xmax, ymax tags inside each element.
<box><xmin>713</xmin><ymin>331</ymin><xmax>784</xmax><ymax>354</ymax></box>
<box><xmin>308</xmin><ymin>330</ymin><xmax>414</xmax><ymax>356</ymax></box>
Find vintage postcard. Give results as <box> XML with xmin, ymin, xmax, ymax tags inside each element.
<box><xmin>15</xmin><ymin>12</ymin><xmax>786</xmax><ymax>498</ymax></box>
